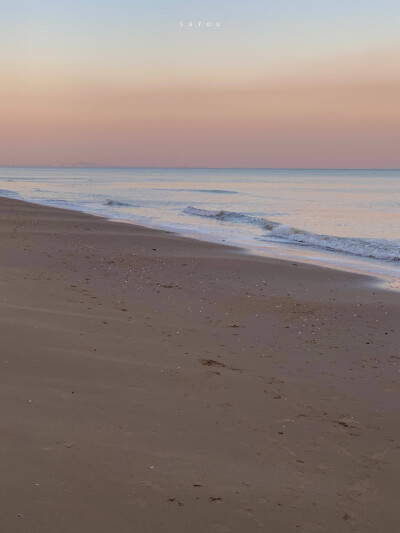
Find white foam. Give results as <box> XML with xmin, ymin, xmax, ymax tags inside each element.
<box><xmin>185</xmin><ymin>206</ymin><xmax>400</xmax><ymax>261</ymax></box>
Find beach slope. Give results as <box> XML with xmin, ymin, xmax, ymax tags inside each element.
<box><xmin>0</xmin><ymin>197</ymin><xmax>399</xmax><ymax>532</ymax></box>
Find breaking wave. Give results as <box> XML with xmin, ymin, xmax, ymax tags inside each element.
<box><xmin>183</xmin><ymin>206</ymin><xmax>278</xmax><ymax>229</ymax></box>
<box><xmin>184</xmin><ymin>206</ymin><xmax>400</xmax><ymax>262</ymax></box>
<box><xmin>104</xmin><ymin>200</ymin><xmax>133</xmax><ymax>207</ymax></box>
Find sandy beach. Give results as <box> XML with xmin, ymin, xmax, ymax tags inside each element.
<box><xmin>0</xmin><ymin>196</ymin><xmax>399</xmax><ymax>532</ymax></box>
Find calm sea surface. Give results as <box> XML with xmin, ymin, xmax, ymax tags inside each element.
<box><xmin>1</xmin><ymin>167</ymin><xmax>399</xmax><ymax>287</ymax></box>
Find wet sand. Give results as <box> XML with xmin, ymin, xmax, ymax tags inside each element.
<box><xmin>0</xmin><ymin>196</ymin><xmax>399</xmax><ymax>532</ymax></box>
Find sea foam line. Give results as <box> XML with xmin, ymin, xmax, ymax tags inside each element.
<box><xmin>184</xmin><ymin>206</ymin><xmax>400</xmax><ymax>261</ymax></box>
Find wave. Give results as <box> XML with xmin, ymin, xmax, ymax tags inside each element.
<box><xmin>268</xmin><ymin>225</ymin><xmax>400</xmax><ymax>261</ymax></box>
<box><xmin>191</xmin><ymin>189</ymin><xmax>237</xmax><ymax>194</ymax></box>
<box><xmin>0</xmin><ymin>189</ymin><xmax>19</xmax><ymax>198</ymax></box>
<box><xmin>154</xmin><ymin>188</ymin><xmax>237</xmax><ymax>194</ymax></box>
<box><xmin>184</xmin><ymin>206</ymin><xmax>400</xmax><ymax>262</ymax></box>
<box><xmin>104</xmin><ymin>200</ymin><xmax>133</xmax><ymax>207</ymax></box>
<box><xmin>183</xmin><ymin>206</ymin><xmax>278</xmax><ymax>229</ymax></box>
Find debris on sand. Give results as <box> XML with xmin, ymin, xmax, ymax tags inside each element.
<box><xmin>200</xmin><ymin>359</ymin><xmax>226</xmax><ymax>368</ymax></box>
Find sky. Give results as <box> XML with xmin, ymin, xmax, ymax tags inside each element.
<box><xmin>0</xmin><ymin>0</ymin><xmax>399</xmax><ymax>168</ymax></box>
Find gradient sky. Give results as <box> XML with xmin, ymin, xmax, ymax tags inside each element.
<box><xmin>1</xmin><ymin>0</ymin><xmax>399</xmax><ymax>168</ymax></box>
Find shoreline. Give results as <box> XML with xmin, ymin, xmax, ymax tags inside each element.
<box><xmin>1</xmin><ymin>194</ymin><xmax>398</xmax><ymax>291</ymax></box>
<box><xmin>1</xmin><ymin>196</ymin><xmax>399</xmax><ymax>532</ymax></box>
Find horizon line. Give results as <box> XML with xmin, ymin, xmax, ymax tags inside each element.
<box><xmin>1</xmin><ymin>165</ymin><xmax>399</xmax><ymax>171</ymax></box>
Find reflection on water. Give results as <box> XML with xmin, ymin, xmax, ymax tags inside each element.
<box><xmin>1</xmin><ymin>167</ymin><xmax>399</xmax><ymax>287</ymax></box>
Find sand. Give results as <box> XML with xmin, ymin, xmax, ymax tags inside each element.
<box><xmin>0</xmin><ymin>196</ymin><xmax>399</xmax><ymax>532</ymax></box>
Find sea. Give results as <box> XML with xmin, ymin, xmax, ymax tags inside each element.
<box><xmin>1</xmin><ymin>167</ymin><xmax>399</xmax><ymax>288</ymax></box>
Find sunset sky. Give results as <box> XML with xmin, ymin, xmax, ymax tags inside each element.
<box><xmin>1</xmin><ymin>0</ymin><xmax>399</xmax><ymax>168</ymax></box>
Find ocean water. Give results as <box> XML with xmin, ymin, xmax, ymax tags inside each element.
<box><xmin>1</xmin><ymin>167</ymin><xmax>399</xmax><ymax>287</ymax></box>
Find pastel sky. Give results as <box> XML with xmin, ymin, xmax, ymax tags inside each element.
<box><xmin>1</xmin><ymin>0</ymin><xmax>399</xmax><ymax>168</ymax></box>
